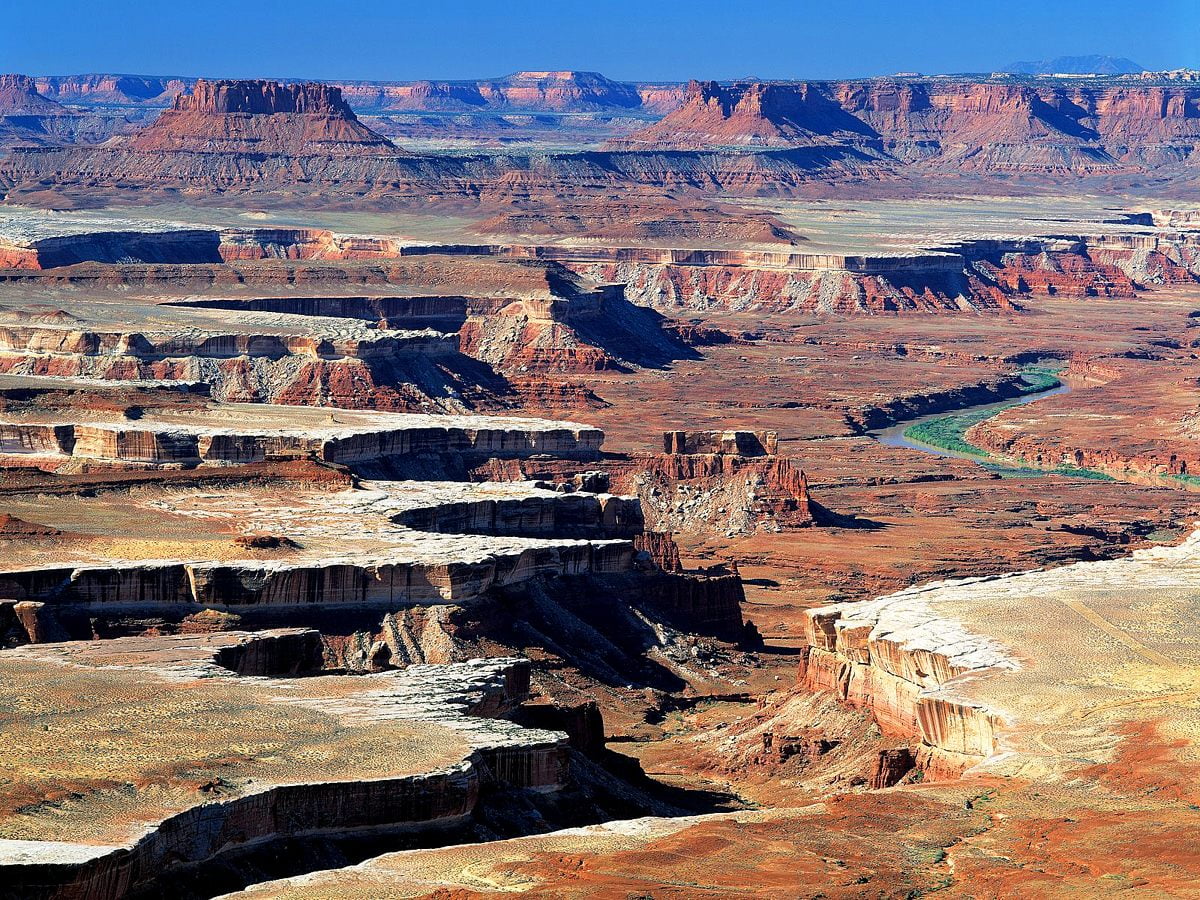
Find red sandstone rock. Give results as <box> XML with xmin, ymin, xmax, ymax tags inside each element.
<box><xmin>610</xmin><ymin>80</ymin><xmax>873</xmax><ymax>150</ymax></box>
<box><xmin>34</xmin><ymin>73</ymin><xmax>188</xmax><ymax>106</ymax></box>
<box><xmin>0</xmin><ymin>74</ymin><xmax>67</xmax><ymax>115</ymax></box>
<box><xmin>613</xmin><ymin>78</ymin><xmax>1200</xmax><ymax>174</ymax></box>
<box><xmin>634</xmin><ymin>530</ymin><xmax>683</xmax><ymax>572</ymax></box>
<box><xmin>870</xmin><ymin>747</ymin><xmax>917</xmax><ymax>788</ymax></box>
<box><xmin>126</xmin><ymin>79</ymin><xmax>397</xmax><ymax>155</ymax></box>
<box><xmin>0</xmin><ymin>514</ymin><xmax>62</xmax><ymax>537</ymax></box>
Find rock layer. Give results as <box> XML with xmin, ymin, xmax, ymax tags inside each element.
<box><xmin>126</xmin><ymin>79</ymin><xmax>396</xmax><ymax>155</ymax></box>
<box><xmin>0</xmin><ymin>634</ymin><xmax>568</xmax><ymax>899</ymax></box>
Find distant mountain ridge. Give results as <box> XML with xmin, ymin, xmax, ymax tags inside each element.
<box><xmin>1000</xmin><ymin>55</ymin><xmax>1145</xmax><ymax>75</ymax></box>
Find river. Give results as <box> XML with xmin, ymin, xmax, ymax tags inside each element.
<box><xmin>872</xmin><ymin>379</ymin><xmax>1072</xmax><ymax>462</ymax></box>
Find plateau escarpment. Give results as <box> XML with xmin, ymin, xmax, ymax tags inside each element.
<box><xmin>339</xmin><ymin>71</ymin><xmax>649</xmax><ymax>113</ymax></box>
<box><xmin>0</xmin><ymin>74</ymin><xmax>66</xmax><ymax>116</ymax></box>
<box><xmin>7</xmin><ymin>63</ymin><xmax>1200</xmax><ymax>900</ymax></box>
<box><xmin>0</xmin><ymin>634</ymin><xmax>577</xmax><ymax>899</ymax></box>
<box><xmin>801</xmin><ymin>530</ymin><xmax>1200</xmax><ymax>782</ymax></box>
<box><xmin>567</xmin><ymin>231</ymin><xmax>1200</xmax><ymax>314</ymax></box>
<box><xmin>0</xmin><ymin>243</ymin><xmax>697</xmax><ymax>410</ymax></box>
<box><xmin>7</xmin><ymin>75</ymin><xmax>1200</xmax><ymax>205</ymax></box>
<box><xmin>0</xmin><ymin>360</ymin><xmax>757</xmax><ymax>896</ymax></box>
<box><xmin>203</xmin><ymin>531</ymin><xmax>1200</xmax><ymax>898</ymax></box>
<box><xmin>11</xmin><ymin>216</ymin><xmax>1200</xmax><ymax>328</ymax></box>
<box><xmin>0</xmin><ymin>74</ymin><xmax>138</xmax><ymax>151</ymax></box>
<box><xmin>32</xmin><ymin>70</ymin><xmax>684</xmax><ymax>115</ymax></box>
<box><xmin>612</xmin><ymin>77</ymin><xmax>1200</xmax><ymax>177</ymax></box>
<box><xmin>0</xmin><ymin>391</ymin><xmax>750</xmax><ymax>656</ymax></box>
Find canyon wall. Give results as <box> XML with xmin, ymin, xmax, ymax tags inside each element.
<box><xmin>799</xmin><ymin>592</ymin><xmax>1015</xmax><ymax>780</ymax></box>
<box><xmin>1</xmin><ymin>648</ymin><xmax>571</xmax><ymax>900</ymax></box>
<box><xmin>614</xmin><ymin>78</ymin><xmax>1200</xmax><ymax>175</ymax></box>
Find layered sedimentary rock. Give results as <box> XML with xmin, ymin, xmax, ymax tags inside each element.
<box><xmin>0</xmin><ymin>474</ymin><xmax>635</xmax><ymax>616</ymax></box>
<box><xmin>0</xmin><ymin>289</ymin><xmax>489</xmax><ymax>410</ymax></box>
<box><xmin>0</xmin><ymin>406</ymin><xmax>602</xmax><ymax>467</ymax></box>
<box><xmin>339</xmin><ymin>71</ymin><xmax>646</xmax><ymax>113</ymax></box>
<box><xmin>0</xmin><ymin>219</ymin><xmax>693</xmax><ymax>400</ymax></box>
<box><xmin>613</xmin><ymin>77</ymin><xmax>1200</xmax><ymax>175</ymax></box>
<box><xmin>0</xmin><ymin>140</ymin><xmax>887</xmax><ymax>207</ymax></box>
<box><xmin>0</xmin><ymin>74</ymin><xmax>66</xmax><ymax>115</ymax></box>
<box><xmin>18</xmin><ymin>222</ymin><xmax>1190</xmax><ymax>319</ymax></box>
<box><xmin>609</xmin><ymin>79</ymin><xmax>878</xmax><ymax>150</ymax></box>
<box><xmin>0</xmin><ymin>79</ymin><xmax>413</xmax><ymax>206</ymax></box>
<box><xmin>600</xmin><ymin>430</ymin><xmax>817</xmax><ymax>536</ymax></box>
<box><xmin>128</xmin><ymin>79</ymin><xmax>397</xmax><ymax>154</ymax></box>
<box><xmin>0</xmin><ymin>633</ymin><xmax>570</xmax><ymax>899</ymax></box>
<box><xmin>800</xmin><ymin>590</ymin><xmax>1014</xmax><ymax>779</ymax></box>
<box><xmin>0</xmin><ymin>73</ymin><xmax>137</xmax><ymax>151</ymax></box>
<box><xmin>570</xmin><ymin>232</ymin><xmax>1200</xmax><ymax>314</ymax></box>
<box><xmin>471</xmin><ymin>200</ymin><xmax>801</xmax><ymax>246</ymax></box>
<box><xmin>800</xmin><ymin>528</ymin><xmax>1200</xmax><ymax>783</ymax></box>
<box><xmin>30</xmin><ymin>70</ymin><xmax>688</xmax><ymax>115</ymax></box>
<box><xmin>8</xmin><ymin>75</ymin><xmax>1200</xmax><ymax>204</ymax></box>
<box><xmin>33</xmin><ymin>73</ymin><xmax>191</xmax><ymax>106</ymax></box>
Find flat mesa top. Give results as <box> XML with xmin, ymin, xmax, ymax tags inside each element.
<box><xmin>0</xmin><ymin>207</ymin><xmax>200</xmax><ymax>246</ymax></box>
<box><xmin>840</xmin><ymin>529</ymin><xmax>1200</xmax><ymax>777</ymax></box>
<box><xmin>0</xmin><ymin>293</ymin><xmax>448</xmax><ymax>342</ymax></box>
<box><xmin>0</xmin><ymin>400</ymin><xmax>599</xmax><ymax>437</ymax></box>
<box><xmin>736</xmin><ymin>196</ymin><xmax>1168</xmax><ymax>256</ymax></box>
<box><xmin>0</xmin><ymin>479</ymin><xmax>624</xmax><ymax>570</ymax></box>
<box><xmin>0</xmin><ymin>633</ymin><xmax>474</xmax><ymax>848</ymax></box>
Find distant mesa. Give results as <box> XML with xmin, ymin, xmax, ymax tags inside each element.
<box><xmin>999</xmin><ymin>55</ymin><xmax>1145</xmax><ymax>75</ymax></box>
<box><xmin>607</xmin><ymin>75</ymin><xmax>1200</xmax><ymax>177</ymax></box>
<box><xmin>125</xmin><ymin>78</ymin><xmax>398</xmax><ymax>154</ymax></box>
<box><xmin>6</xmin><ymin>71</ymin><xmax>1200</xmax><ymax>205</ymax></box>
<box><xmin>26</xmin><ymin>70</ymin><xmax>686</xmax><ymax>115</ymax></box>
<box><xmin>338</xmin><ymin>70</ymin><xmax>651</xmax><ymax>113</ymax></box>
<box><xmin>483</xmin><ymin>70</ymin><xmax>644</xmax><ymax>111</ymax></box>
<box><xmin>34</xmin><ymin>73</ymin><xmax>190</xmax><ymax>106</ymax></box>
<box><xmin>0</xmin><ymin>74</ymin><xmax>69</xmax><ymax>115</ymax></box>
<box><xmin>0</xmin><ymin>73</ymin><xmax>138</xmax><ymax>152</ymax></box>
<box><xmin>608</xmin><ymin>79</ymin><xmax>877</xmax><ymax>150</ymax></box>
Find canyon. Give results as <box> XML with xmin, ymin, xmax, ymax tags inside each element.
<box><xmin>3</xmin><ymin>57</ymin><xmax>1200</xmax><ymax>900</ymax></box>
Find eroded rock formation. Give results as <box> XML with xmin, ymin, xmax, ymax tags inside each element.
<box><xmin>612</xmin><ymin>77</ymin><xmax>1200</xmax><ymax>176</ymax></box>
<box><xmin>128</xmin><ymin>79</ymin><xmax>397</xmax><ymax>154</ymax></box>
<box><xmin>0</xmin><ymin>635</ymin><xmax>573</xmax><ymax>899</ymax></box>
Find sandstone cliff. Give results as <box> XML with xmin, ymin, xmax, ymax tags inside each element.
<box><xmin>8</xmin><ymin>75</ymin><xmax>1200</xmax><ymax>205</ymax></box>
<box><xmin>125</xmin><ymin>79</ymin><xmax>397</xmax><ymax>155</ymax></box>
<box><xmin>0</xmin><ymin>74</ymin><xmax>138</xmax><ymax>152</ymax></box>
<box><xmin>612</xmin><ymin>78</ymin><xmax>1200</xmax><ymax>175</ymax></box>
<box><xmin>340</xmin><ymin>71</ymin><xmax>646</xmax><ymax>113</ymax></box>
<box><xmin>609</xmin><ymin>80</ymin><xmax>877</xmax><ymax>150</ymax></box>
<box><xmin>0</xmin><ymin>74</ymin><xmax>68</xmax><ymax>115</ymax></box>
<box><xmin>34</xmin><ymin>73</ymin><xmax>189</xmax><ymax>106</ymax></box>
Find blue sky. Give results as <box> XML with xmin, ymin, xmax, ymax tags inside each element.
<box><xmin>5</xmin><ymin>0</ymin><xmax>1197</xmax><ymax>82</ymax></box>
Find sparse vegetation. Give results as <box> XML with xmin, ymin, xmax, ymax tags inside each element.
<box><xmin>900</xmin><ymin>365</ymin><xmax>1110</xmax><ymax>481</ymax></box>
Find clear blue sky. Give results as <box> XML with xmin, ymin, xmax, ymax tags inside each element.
<box><xmin>5</xmin><ymin>0</ymin><xmax>1197</xmax><ymax>82</ymax></box>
